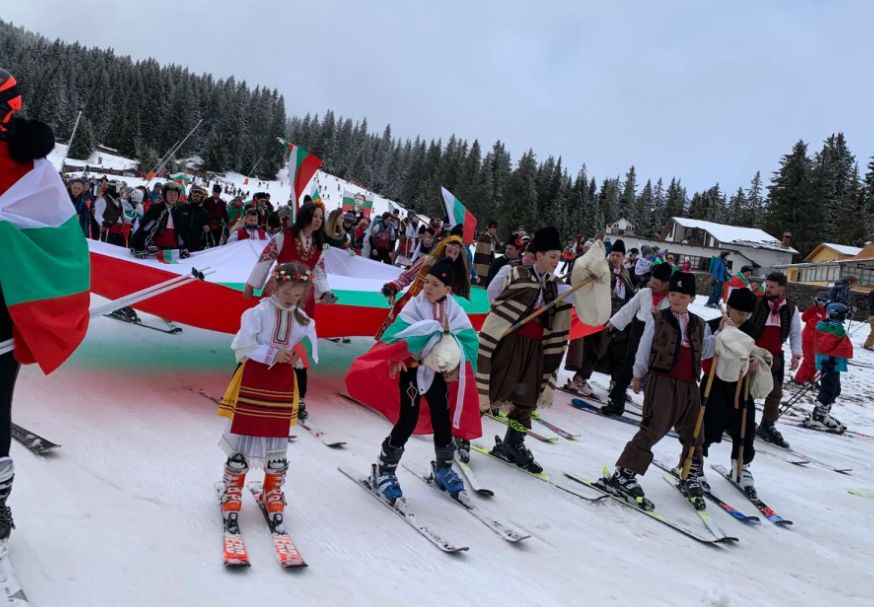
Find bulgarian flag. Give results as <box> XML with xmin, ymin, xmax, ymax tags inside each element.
<box><xmin>278</xmin><ymin>138</ymin><xmax>322</xmax><ymax>211</ymax></box>
<box><xmin>0</xmin><ymin>159</ymin><xmax>90</xmax><ymax>373</ymax></box>
<box><xmin>440</xmin><ymin>186</ymin><xmax>477</xmax><ymax>245</ymax></box>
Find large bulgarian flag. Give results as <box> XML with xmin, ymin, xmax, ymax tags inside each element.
<box><xmin>278</xmin><ymin>138</ymin><xmax>322</xmax><ymax>211</ymax></box>
<box><xmin>0</xmin><ymin>159</ymin><xmax>91</xmax><ymax>373</ymax></box>
<box><xmin>440</xmin><ymin>186</ymin><xmax>477</xmax><ymax>245</ymax></box>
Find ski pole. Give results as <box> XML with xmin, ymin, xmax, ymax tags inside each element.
<box><xmin>0</xmin><ymin>267</ymin><xmax>212</xmax><ymax>357</ymax></box>
<box><xmin>736</xmin><ymin>373</ymin><xmax>751</xmax><ymax>482</ymax></box>
<box><xmin>681</xmin><ymin>355</ymin><xmax>718</xmax><ymax>480</ymax></box>
<box><xmin>776</xmin><ymin>372</ymin><xmax>819</xmax><ymax>421</ymax></box>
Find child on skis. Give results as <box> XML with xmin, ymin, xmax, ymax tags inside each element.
<box><xmin>794</xmin><ymin>292</ymin><xmax>829</xmax><ymax>384</ymax></box>
<box><xmin>605</xmin><ymin>271</ymin><xmax>707</xmax><ymax>510</ymax></box>
<box><xmin>217</xmin><ymin>262</ymin><xmax>318</xmax><ymax>533</ymax></box>
<box><xmin>345</xmin><ymin>258</ymin><xmax>481</xmax><ymax>503</ymax></box>
<box><xmin>804</xmin><ymin>302</ymin><xmax>853</xmax><ymax>433</ymax></box>
<box><xmin>700</xmin><ymin>287</ymin><xmax>769</xmax><ymax>498</ymax></box>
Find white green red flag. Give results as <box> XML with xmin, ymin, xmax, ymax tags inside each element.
<box><xmin>440</xmin><ymin>186</ymin><xmax>477</xmax><ymax>245</ymax></box>
<box><xmin>0</xmin><ymin>159</ymin><xmax>90</xmax><ymax>373</ymax></box>
<box><xmin>278</xmin><ymin>138</ymin><xmax>322</xmax><ymax>211</ymax></box>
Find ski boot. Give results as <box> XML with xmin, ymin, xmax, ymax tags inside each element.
<box><xmin>756</xmin><ymin>420</ymin><xmax>790</xmax><ymax>448</ymax></box>
<box><xmin>492</xmin><ymin>425</ymin><xmax>543</xmax><ymax>473</ymax></box>
<box><xmin>731</xmin><ymin>460</ymin><xmax>757</xmax><ymax>498</ymax></box>
<box><xmin>259</xmin><ymin>459</ymin><xmax>288</xmax><ymax>533</ymax></box>
<box><xmin>678</xmin><ymin>460</ymin><xmax>707</xmax><ymax>511</ymax></box>
<box><xmin>564</xmin><ymin>374</ymin><xmax>594</xmax><ymax>397</ymax></box>
<box><xmin>603</xmin><ymin>467</ymin><xmax>654</xmax><ymax>510</ymax></box>
<box><xmin>372</xmin><ymin>438</ymin><xmax>404</xmax><ymax>503</ymax></box>
<box><xmin>600</xmin><ymin>400</ymin><xmax>625</xmax><ymax>418</ymax></box>
<box><xmin>454</xmin><ymin>437</ymin><xmax>471</xmax><ymax>464</ymax></box>
<box><xmin>297</xmin><ymin>398</ymin><xmax>308</xmax><ymax>422</ymax></box>
<box><xmin>220</xmin><ymin>454</ymin><xmax>248</xmax><ymax>534</ymax></box>
<box><xmin>0</xmin><ymin>458</ymin><xmax>15</xmax><ymax>541</ymax></box>
<box><xmin>108</xmin><ymin>306</ymin><xmax>140</xmax><ymax>322</ymax></box>
<box><xmin>805</xmin><ymin>402</ymin><xmax>847</xmax><ymax>434</ymax></box>
<box><xmin>432</xmin><ymin>444</ymin><xmax>465</xmax><ymax>498</ymax></box>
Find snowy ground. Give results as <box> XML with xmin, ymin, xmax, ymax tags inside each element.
<box><xmin>8</xmin><ymin>300</ymin><xmax>874</xmax><ymax>606</ymax></box>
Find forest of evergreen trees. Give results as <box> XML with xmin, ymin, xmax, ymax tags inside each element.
<box><xmin>3</xmin><ymin>19</ymin><xmax>874</xmax><ymax>257</ymax></box>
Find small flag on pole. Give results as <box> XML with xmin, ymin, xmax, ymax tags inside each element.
<box><xmin>277</xmin><ymin>138</ymin><xmax>323</xmax><ymax>211</ymax></box>
<box><xmin>440</xmin><ymin>186</ymin><xmax>477</xmax><ymax>245</ymax></box>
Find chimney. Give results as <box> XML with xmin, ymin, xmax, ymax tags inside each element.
<box><xmin>782</xmin><ymin>232</ymin><xmax>792</xmax><ymax>248</ymax></box>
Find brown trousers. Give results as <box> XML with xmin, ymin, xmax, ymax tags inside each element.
<box><xmin>616</xmin><ymin>374</ymin><xmax>702</xmax><ymax>475</ymax></box>
<box><xmin>864</xmin><ymin>317</ymin><xmax>874</xmax><ymax>350</ymax></box>
<box><xmin>762</xmin><ymin>353</ymin><xmax>784</xmax><ymax>424</ymax></box>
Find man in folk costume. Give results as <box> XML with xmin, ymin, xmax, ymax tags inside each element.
<box><xmin>803</xmin><ymin>302</ymin><xmax>853</xmax><ymax>433</ymax></box>
<box><xmin>701</xmin><ymin>288</ymin><xmax>772</xmax><ymax>498</ymax></box>
<box><xmin>473</xmin><ymin>221</ymin><xmax>500</xmax><ymax>285</ymax></box>
<box><xmin>476</xmin><ymin>227</ymin><xmax>574</xmax><ymax>473</ymax></box>
<box><xmin>605</xmin><ymin>272</ymin><xmax>708</xmax><ymax>510</ymax></box>
<box><xmin>741</xmin><ymin>272</ymin><xmax>801</xmax><ymax>449</ymax></box>
<box><xmin>345</xmin><ymin>259</ymin><xmax>481</xmax><ymax>501</ymax></box>
<box><xmin>486</xmin><ymin>233</ymin><xmax>527</xmax><ymax>285</ymax></box>
<box><xmin>243</xmin><ymin>202</ymin><xmax>337</xmax><ymax>422</ymax></box>
<box><xmin>0</xmin><ymin>68</ymin><xmax>90</xmax><ymax>539</ymax></box>
<box><xmin>217</xmin><ymin>263</ymin><xmax>318</xmax><ymax>535</ymax></box>
<box><xmin>563</xmin><ymin>238</ymin><xmax>636</xmax><ymax>397</ymax></box>
<box><xmin>726</xmin><ymin>265</ymin><xmax>763</xmax><ymax>298</ymax></box>
<box><xmin>226</xmin><ymin>208</ymin><xmax>269</xmax><ymax>243</ymax></box>
<box><xmin>599</xmin><ymin>260</ymin><xmax>672</xmax><ymax>417</ymax></box>
<box><xmin>94</xmin><ymin>181</ymin><xmax>134</xmax><ymax>247</ymax></box>
<box><xmin>377</xmin><ymin>235</ymin><xmax>471</xmax><ymax>340</ymax></box>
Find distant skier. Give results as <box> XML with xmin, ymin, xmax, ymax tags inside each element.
<box><xmin>803</xmin><ymin>303</ymin><xmax>853</xmax><ymax>433</ymax></box>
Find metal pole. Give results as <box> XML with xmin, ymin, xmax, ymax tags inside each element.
<box><xmin>61</xmin><ymin>110</ymin><xmax>83</xmax><ymax>168</ymax></box>
<box><xmin>246</xmin><ymin>156</ymin><xmax>263</xmax><ymax>179</ymax></box>
<box><xmin>146</xmin><ymin>119</ymin><xmax>205</xmax><ymax>185</ymax></box>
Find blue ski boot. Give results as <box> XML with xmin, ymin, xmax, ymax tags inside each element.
<box><xmin>433</xmin><ymin>444</ymin><xmax>465</xmax><ymax>497</ymax></box>
<box><xmin>372</xmin><ymin>438</ymin><xmax>404</xmax><ymax>503</ymax></box>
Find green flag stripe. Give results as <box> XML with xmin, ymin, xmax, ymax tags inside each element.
<box><xmin>0</xmin><ymin>215</ymin><xmax>90</xmax><ymax>306</ymax></box>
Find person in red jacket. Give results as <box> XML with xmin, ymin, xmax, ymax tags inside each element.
<box><xmin>793</xmin><ymin>292</ymin><xmax>829</xmax><ymax>384</ymax></box>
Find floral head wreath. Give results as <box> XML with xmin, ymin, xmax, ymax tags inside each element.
<box><xmin>272</xmin><ymin>268</ymin><xmax>313</xmax><ymax>283</ymax></box>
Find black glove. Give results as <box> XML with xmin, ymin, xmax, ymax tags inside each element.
<box><xmin>180</xmin><ymin>249</ymin><xmax>191</xmax><ymax>259</ymax></box>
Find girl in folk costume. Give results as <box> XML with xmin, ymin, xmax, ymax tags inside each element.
<box><xmin>217</xmin><ymin>263</ymin><xmax>319</xmax><ymax>533</ymax></box>
<box><xmin>377</xmin><ymin>234</ymin><xmax>472</xmax><ymax>340</ymax></box>
<box><xmin>605</xmin><ymin>271</ymin><xmax>708</xmax><ymax>510</ymax></box>
<box><xmin>477</xmin><ymin>227</ymin><xmax>573</xmax><ymax>473</ymax></box>
<box><xmin>226</xmin><ymin>208</ymin><xmax>269</xmax><ymax>243</ymax></box>
<box><xmin>345</xmin><ymin>259</ymin><xmax>481</xmax><ymax>501</ymax></box>
<box><xmin>793</xmin><ymin>292</ymin><xmax>829</xmax><ymax>384</ymax></box>
<box><xmin>803</xmin><ymin>302</ymin><xmax>853</xmax><ymax>433</ymax></box>
<box><xmin>700</xmin><ymin>288</ymin><xmax>772</xmax><ymax>498</ymax></box>
<box><xmin>243</xmin><ymin>202</ymin><xmax>337</xmax><ymax>422</ymax></box>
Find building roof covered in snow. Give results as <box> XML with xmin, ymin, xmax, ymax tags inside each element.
<box><xmin>663</xmin><ymin>217</ymin><xmax>799</xmax><ymax>254</ymax></box>
<box><xmin>804</xmin><ymin>242</ymin><xmax>864</xmax><ymax>262</ymax></box>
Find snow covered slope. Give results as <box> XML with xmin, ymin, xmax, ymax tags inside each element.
<box><xmin>7</xmin><ymin>300</ymin><xmax>874</xmax><ymax>606</ymax></box>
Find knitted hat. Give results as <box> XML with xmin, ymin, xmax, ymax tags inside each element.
<box><xmin>669</xmin><ymin>271</ymin><xmax>696</xmax><ymax>296</ymax></box>
<box><xmin>611</xmin><ymin>239</ymin><xmax>626</xmax><ymax>255</ymax></box>
<box><xmin>528</xmin><ymin>227</ymin><xmax>562</xmax><ymax>253</ymax></box>
<box><xmin>727</xmin><ymin>287</ymin><xmax>756</xmax><ymax>313</ymax></box>
<box><xmin>651</xmin><ymin>261</ymin><xmax>673</xmax><ymax>282</ymax></box>
<box><xmin>427</xmin><ymin>257</ymin><xmax>456</xmax><ymax>286</ymax></box>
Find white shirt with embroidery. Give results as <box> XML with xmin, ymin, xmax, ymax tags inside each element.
<box><xmin>231</xmin><ymin>296</ymin><xmax>319</xmax><ymax>367</ymax></box>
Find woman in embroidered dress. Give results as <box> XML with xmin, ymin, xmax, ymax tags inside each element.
<box><xmin>217</xmin><ymin>263</ymin><xmax>319</xmax><ymax>534</ymax></box>
<box><xmin>242</xmin><ymin>202</ymin><xmax>336</xmax><ymax>421</ymax></box>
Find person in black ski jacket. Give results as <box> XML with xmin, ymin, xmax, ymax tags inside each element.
<box><xmin>130</xmin><ymin>181</ymin><xmax>190</xmax><ymax>257</ymax></box>
<box><xmin>178</xmin><ymin>186</ymin><xmax>212</xmax><ymax>251</ymax></box>
<box><xmin>828</xmin><ymin>276</ymin><xmax>857</xmax><ymax>307</ymax></box>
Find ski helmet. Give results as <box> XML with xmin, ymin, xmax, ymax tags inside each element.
<box><xmin>0</xmin><ymin>68</ymin><xmax>22</xmax><ymax>127</ymax></box>
<box><xmin>815</xmin><ymin>291</ymin><xmax>830</xmax><ymax>305</ymax></box>
<box><xmin>826</xmin><ymin>302</ymin><xmax>849</xmax><ymax>322</ymax></box>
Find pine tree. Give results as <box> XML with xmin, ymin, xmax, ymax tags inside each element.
<box><xmin>746</xmin><ymin>171</ymin><xmax>764</xmax><ymax>226</ymax></box>
<box><xmin>766</xmin><ymin>140</ymin><xmax>815</xmax><ymax>258</ymax></box>
<box><xmin>864</xmin><ymin>157</ymin><xmax>874</xmax><ymax>243</ymax></box>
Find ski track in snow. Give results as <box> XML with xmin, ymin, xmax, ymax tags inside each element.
<box><xmin>7</xmin><ymin>301</ymin><xmax>874</xmax><ymax>606</ymax></box>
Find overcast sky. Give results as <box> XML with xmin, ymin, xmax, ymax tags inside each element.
<box><xmin>5</xmin><ymin>0</ymin><xmax>873</xmax><ymax>192</ymax></box>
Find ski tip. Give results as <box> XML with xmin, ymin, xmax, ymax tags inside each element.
<box><xmin>475</xmin><ymin>489</ymin><xmax>496</xmax><ymax>497</ymax></box>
